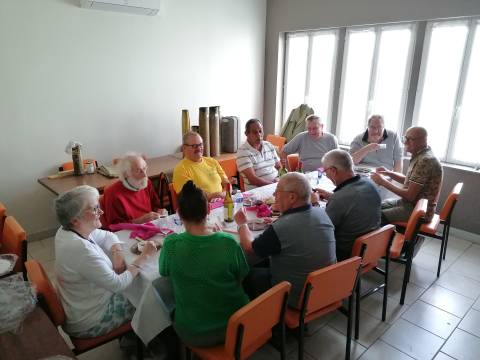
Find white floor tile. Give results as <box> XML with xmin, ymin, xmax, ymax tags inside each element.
<box><xmin>361</xmin><ymin>292</ymin><xmax>408</xmax><ymax>324</ymax></box>
<box><xmin>412</xmin><ymin>252</ymin><xmax>454</xmax><ymax>275</ymax></box>
<box><xmin>29</xmin><ymin>238</ymin><xmax>55</xmax><ymax>262</ymax></box>
<box><xmin>441</xmin><ymin>329</ymin><xmax>480</xmax><ymax>360</ymax></box>
<box><xmin>358</xmin><ymin>340</ymin><xmax>415</xmax><ymax>360</ymax></box>
<box><xmin>329</xmin><ymin>309</ymin><xmax>390</xmax><ymax>347</ymax></box>
<box><xmin>420</xmin><ymin>285</ymin><xmax>474</xmax><ymax>317</ymax></box>
<box><xmin>386</xmin><ymin>274</ymin><xmax>427</xmax><ymax>305</ymax></box>
<box><xmin>433</xmin><ymin>352</ymin><xmax>457</xmax><ymax>360</ymax></box>
<box><xmin>436</xmin><ymin>271</ymin><xmax>480</xmax><ymax>300</ymax></box>
<box><xmin>472</xmin><ymin>297</ymin><xmax>480</xmax><ymax>311</ymax></box>
<box><xmin>445</xmin><ymin>236</ymin><xmax>472</xmax><ymax>252</ymax></box>
<box><xmin>458</xmin><ymin>309</ymin><xmax>480</xmax><ymax>338</ymax></box>
<box><xmin>303</xmin><ymin>325</ymin><xmax>366</xmax><ymax>360</ymax></box>
<box><xmin>381</xmin><ymin>319</ymin><xmax>444</xmax><ymax>360</ymax></box>
<box><xmin>401</xmin><ymin>300</ymin><xmax>460</xmax><ymax>339</ymax></box>
<box><xmin>449</xmin><ymin>259</ymin><xmax>480</xmax><ymax>283</ymax></box>
<box><xmin>391</xmin><ymin>264</ymin><xmax>437</xmax><ymax>289</ymax></box>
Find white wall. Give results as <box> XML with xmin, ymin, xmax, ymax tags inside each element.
<box><xmin>0</xmin><ymin>0</ymin><xmax>266</xmax><ymax>238</ymax></box>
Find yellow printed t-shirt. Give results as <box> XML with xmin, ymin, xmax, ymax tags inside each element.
<box><xmin>173</xmin><ymin>157</ymin><xmax>227</xmax><ymax>194</ymax></box>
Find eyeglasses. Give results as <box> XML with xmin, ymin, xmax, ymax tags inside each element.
<box><xmin>319</xmin><ymin>166</ymin><xmax>336</xmax><ymax>175</ymax></box>
<box><xmin>273</xmin><ymin>189</ymin><xmax>294</xmax><ymax>196</ymax></box>
<box><xmin>91</xmin><ymin>205</ymin><xmax>103</xmax><ymax>215</ymax></box>
<box><xmin>184</xmin><ymin>143</ymin><xmax>204</xmax><ymax>149</ymax></box>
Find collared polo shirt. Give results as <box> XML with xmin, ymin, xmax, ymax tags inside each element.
<box><xmin>236</xmin><ymin>140</ymin><xmax>279</xmax><ymax>190</ymax></box>
<box><xmin>350</xmin><ymin>129</ymin><xmax>403</xmax><ymax>170</ymax></box>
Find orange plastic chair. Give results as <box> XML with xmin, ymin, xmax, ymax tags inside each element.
<box><xmin>393</xmin><ymin>183</ymin><xmax>463</xmax><ymax>277</ymax></box>
<box><xmin>351</xmin><ymin>225</ymin><xmax>395</xmax><ymax>339</ymax></box>
<box><xmin>168</xmin><ymin>183</ymin><xmax>178</xmax><ymax>213</ymax></box>
<box><xmin>1</xmin><ymin>216</ymin><xmax>27</xmax><ymax>279</ymax></box>
<box><xmin>286</xmin><ymin>154</ymin><xmax>299</xmax><ymax>172</ymax></box>
<box><xmin>0</xmin><ymin>201</ymin><xmax>6</xmax><ymax>242</ymax></box>
<box><xmin>389</xmin><ymin>199</ymin><xmax>427</xmax><ymax>305</ymax></box>
<box><xmin>25</xmin><ymin>260</ymin><xmax>143</xmax><ymax>358</ymax></box>
<box><xmin>266</xmin><ymin>134</ymin><xmax>286</xmax><ymax>152</ymax></box>
<box><xmin>217</xmin><ymin>158</ymin><xmax>238</xmax><ymax>179</ymax></box>
<box><xmin>284</xmin><ymin>257</ymin><xmax>362</xmax><ymax>360</ymax></box>
<box><xmin>59</xmin><ymin>159</ymin><xmax>97</xmax><ymax>172</ymax></box>
<box><xmin>186</xmin><ymin>281</ymin><xmax>291</xmax><ymax>360</ymax></box>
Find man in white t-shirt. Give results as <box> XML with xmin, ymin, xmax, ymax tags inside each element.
<box><xmin>236</xmin><ymin>119</ymin><xmax>281</xmax><ymax>190</ymax></box>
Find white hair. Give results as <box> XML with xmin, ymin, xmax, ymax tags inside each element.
<box><xmin>280</xmin><ymin>172</ymin><xmax>312</xmax><ymax>204</ymax></box>
<box><xmin>116</xmin><ymin>152</ymin><xmax>144</xmax><ymax>181</ymax></box>
<box><xmin>55</xmin><ymin>185</ymin><xmax>98</xmax><ymax>228</ymax></box>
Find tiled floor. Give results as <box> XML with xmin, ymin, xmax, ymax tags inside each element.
<box><xmin>30</xmin><ymin>234</ymin><xmax>480</xmax><ymax>360</ymax></box>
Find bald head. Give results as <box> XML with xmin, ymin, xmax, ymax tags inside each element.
<box><xmin>279</xmin><ymin>172</ymin><xmax>312</xmax><ymax>204</ymax></box>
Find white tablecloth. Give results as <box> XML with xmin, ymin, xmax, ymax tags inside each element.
<box><xmin>119</xmin><ymin>172</ymin><xmax>335</xmax><ymax>344</ymax></box>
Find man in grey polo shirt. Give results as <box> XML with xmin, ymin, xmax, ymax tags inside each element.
<box><xmin>234</xmin><ymin>172</ymin><xmax>336</xmax><ymax>308</ymax></box>
<box><xmin>350</xmin><ymin>115</ymin><xmax>403</xmax><ymax>172</ymax></box>
<box><xmin>282</xmin><ymin>114</ymin><xmax>338</xmax><ymax>172</ymax></box>
<box><xmin>236</xmin><ymin>119</ymin><xmax>281</xmax><ymax>190</ymax></box>
<box><xmin>315</xmin><ymin>149</ymin><xmax>381</xmax><ymax>261</ymax></box>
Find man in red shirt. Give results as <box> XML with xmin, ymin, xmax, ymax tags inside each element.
<box><xmin>103</xmin><ymin>153</ymin><xmax>165</xmax><ymax>228</ymax></box>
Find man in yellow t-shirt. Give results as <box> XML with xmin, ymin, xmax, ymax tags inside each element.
<box><xmin>173</xmin><ymin>131</ymin><xmax>229</xmax><ymax>200</ymax></box>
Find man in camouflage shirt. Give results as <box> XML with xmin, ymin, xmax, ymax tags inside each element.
<box><xmin>370</xmin><ymin>126</ymin><xmax>443</xmax><ymax>223</ymax></box>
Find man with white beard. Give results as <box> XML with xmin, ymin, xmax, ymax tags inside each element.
<box><xmin>103</xmin><ymin>153</ymin><xmax>165</xmax><ymax>228</ymax></box>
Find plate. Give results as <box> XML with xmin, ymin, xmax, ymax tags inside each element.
<box><xmin>247</xmin><ymin>219</ymin><xmax>269</xmax><ymax>231</ymax></box>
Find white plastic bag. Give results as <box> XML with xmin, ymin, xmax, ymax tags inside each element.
<box><xmin>0</xmin><ymin>273</ymin><xmax>37</xmax><ymax>334</ymax></box>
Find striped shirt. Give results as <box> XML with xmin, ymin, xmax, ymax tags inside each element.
<box><xmin>236</xmin><ymin>140</ymin><xmax>279</xmax><ymax>190</ymax></box>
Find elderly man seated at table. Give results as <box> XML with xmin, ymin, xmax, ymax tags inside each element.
<box><xmin>281</xmin><ymin>114</ymin><xmax>338</xmax><ymax>172</ymax></box>
<box><xmin>103</xmin><ymin>153</ymin><xmax>165</xmax><ymax>228</ymax></box>
<box><xmin>371</xmin><ymin>126</ymin><xmax>443</xmax><ymax>224</ymax></box>
<box><xmin>350</xmin><ymin>114</ymin><xmax>403</xmax><ymax>172</ymax></box>
<box><xmin>54</xmin><ymin>185</ymin><xmax>156</xmax><ymax>338</ymax></box>
<box><xmin>159</xmin><ymin>180</ymin><xmax>249</xmax><ymax>347</ymax></box>
<box><xmin>234</xmin><ymin>172</ymin><xmax>336</xmax><ymax>308</ymax></box>
<box><xmin>236</xmin><ymin>119</ymin><xmax>281</xmax><ymax>190</ymax></box>
<box><xmin>315</xmin><ymin>149</ymin><xmax>381</xmax><ymax>261</ymax></box>
<box><xmin>173</xmin><ymin>131</ymin><xmax>230</xmax><ymax>201</ymax></box>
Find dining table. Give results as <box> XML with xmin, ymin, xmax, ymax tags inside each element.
<box><xmin>118</xmin><ymin>171</ymin><xmax>335</xmax><ymax>344</ymax></box>
<box><xmin>38</xmin><ymin>152</ymin><xmax>237</xmax><ymax>196</ymax></box>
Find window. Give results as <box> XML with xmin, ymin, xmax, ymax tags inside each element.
<box><xmin>414</xmin><ymin>19</ymin><xmax>480</xmax><ymax>166</ymax></box>
<box><xmin>337</xmin><ymin>24</ymin><xmax>414</xmax><ymax>144</ymax></box>
<box><xmin>282</xmin><ymin>17</ymin><xmax>480</xmax><ymax>167</ymax></box>
<box><xmin>283</xmin><ymin>30</ymin><xmax>338</xmax><ymax>130</ymax></box>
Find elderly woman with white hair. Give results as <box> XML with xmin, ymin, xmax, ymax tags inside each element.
<box><xmin>54</xmin><ymin>185</ymin><xmax>156</xmax><ymax>338</ymax></box>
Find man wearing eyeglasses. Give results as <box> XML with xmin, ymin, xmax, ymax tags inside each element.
<box><xmin>103</xmin><ymin>153</ymin><xmax>165</xmax><ymax>228</ymax></box>
<box><xmin>234</xmin><ymin>172</ymin><xmax>336</xmax><ymax>308</ymax></box>
<box><xmin>370</xmin><ymin>127</ymin><xmax>443</xmax><ymax>224</ymax></box>
<box><xmin>236</xmin><ymin>119</ymin><xmax>281</xmax><ymax>190</ymax></box>
<box><xmin>350</xmin><ymin>115</ymin><xmax>403</xmax><ymax>172</ymax></box>
<box><xmin>173</xmin><ymin>131</ymin><xmax>229</xmax><ymax>200</ymax></box>
<box><xmin>314</xmin><ymin>149</ymin><xmax>381</xmax><ymax>261</ymax></box>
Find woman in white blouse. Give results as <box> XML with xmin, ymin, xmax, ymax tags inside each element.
<box><xmin>54</xmin><ymin>185</ymin><xmax>156</xmax><ymax>338</ymax></box>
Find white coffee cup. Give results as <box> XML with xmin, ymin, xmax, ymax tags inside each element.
<box><xmin>378</xmin><ymin>144</ymin><xmax>387</xmax><ymax>150</ymax></box>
